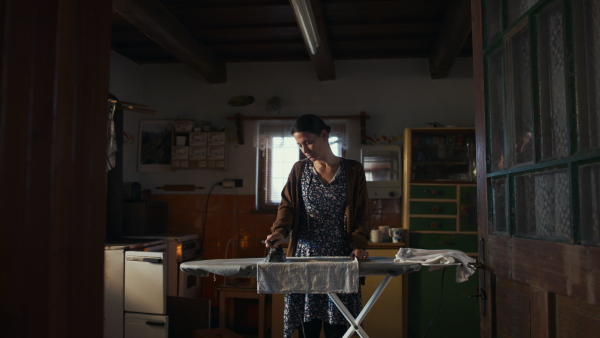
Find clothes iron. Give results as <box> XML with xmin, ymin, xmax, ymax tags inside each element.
<box><xmin>264</xmin><ymin>240</ymin><xmax>286</xmax><ymax>263</ymax></box>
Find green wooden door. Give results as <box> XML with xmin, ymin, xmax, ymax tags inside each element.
<box><xmin>474</xmin><ymin>0</ymin><xmax>600</xmax><ymax>336</ymax></box>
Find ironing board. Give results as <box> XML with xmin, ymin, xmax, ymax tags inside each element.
<box><xmin>180</xmin><ymin>257</ymin><xmax>421</xmax><ymax>338</ymax></box>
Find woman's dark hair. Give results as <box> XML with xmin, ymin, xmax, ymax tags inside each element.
<box><xmin>291</xmin><ymin>114</ymin><xmax>331</xmax><ymax>136</ymax></box>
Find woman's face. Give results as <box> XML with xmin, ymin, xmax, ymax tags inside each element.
<box><xmin>293</xmin><ymin>130</ymin><xmax>328</xmax><ymax>161</ymax></box>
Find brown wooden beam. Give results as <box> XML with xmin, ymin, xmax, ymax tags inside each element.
<box><xmin>113</xmin><ymin>0</ymin><xmax>227</xmax><ymax>83</ymax></box>
<box><xmin>428</xmin><ymin>0</ymin><xmax>472</xmax><ymax>79</ymax></box>
<box><xmin>290</xmin><ymin>0</ymin><xmax>335</xmax><ymax>81</ymax></box>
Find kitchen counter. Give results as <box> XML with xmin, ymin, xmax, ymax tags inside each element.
<box><xmin>104</xmin><ymin>238</ymin><xmax>165</xmax><ymax>250</ymax></box>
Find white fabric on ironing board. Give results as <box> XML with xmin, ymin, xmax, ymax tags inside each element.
<box><xmin>180</xmin><ymin>256</ymin><xmax>422</xmax><ymax>292</ymax></box>
<box><xmin>394</xmin><ymin>248</ymin><xmax>476</xmax><ymax>283</ymax></box>
<box><xmin>257</xmin><ymin>257</ymin><xmax>359</xmax><ymax>294</ymax></box>
<box><xmin>180</xmin><ymin>257</ymin><xmax>263</xmax><ymax>278</ymax></box>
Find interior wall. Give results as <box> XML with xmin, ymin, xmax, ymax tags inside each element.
<box><xmin>109</xmin><ymin>52</ymin><xmax>474</xmax><ymax>195</ymax></box>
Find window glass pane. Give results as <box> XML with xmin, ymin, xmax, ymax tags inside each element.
<box><xmin>575</xmin><ymin>0</ymin><xmax>600</xmax><ymax>151</ymax></box>
<box><xmin>579</xmin><ymin>162</ymin><xmax>600</xmax><ymax>245</ymax></box>
<box><xmin>267</xmin><ymin>136</ymin><xmax>300</xmax><ymax>204</ymax></box>
<box><xmin>514</xmin><ymin>169</ymin><xmax>571</xmax><ymax>240</ymax></box>
<box><xmin>487</xmin><ymin>47</ymin><xmax>507</xmax><ymax>171</ymax></box>
<box><xmin>484</xmin><ymin>0</ymin><xmax>503</xmax><ymax>42</ymax></box>
<box><xmin>508</xmin><ymin>0</ymin><xmax>537</xmax><ymax>24</ymax></box>
<box><xmin>266</xmin><ymin>135</ymin><xmax>344</xmax><ymax>205</ymax></box>
<box><xmin>537</xmin><ymin>2</ymin><xmax>569</xmax><ymax>160</ymax></box>
<box><xmin>490</xmin><ymin>177</ymin><xmax>508</xmax><ymax>235</ymax></box>
<box><xmin>508</xmin><ymin>25</ymin><xmax>535</xmax><ymax>165</ymax></box>
<box><xmin>329</xmin><ymin>136</ymin><xmax>342</xmax><ymax>156</ymax></box>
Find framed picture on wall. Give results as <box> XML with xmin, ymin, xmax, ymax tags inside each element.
<box><xmin>138</xmin><ymin>119</ymin><xmax>174</xmax><ymax>172</ymax></box>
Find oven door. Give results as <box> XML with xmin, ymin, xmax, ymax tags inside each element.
<box><xmin>125</xmin><ymin>251</ymin><xmax>167</xmax><ymax>314</ymax></box>
<box><xmin>178</xmin><ymin>263</ymin><xmax>202</xmax><ymax>298</ymax></box>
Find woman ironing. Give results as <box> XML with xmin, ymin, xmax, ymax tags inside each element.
<box><xmin>265</xmin><ymin>114</ymin><xmax>371</xmax><ymax>338</ymax></box>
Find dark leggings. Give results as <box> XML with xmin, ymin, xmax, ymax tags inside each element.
<box><xmin>298</xmin><ymin>319</ymin><xmax>349</xmax><ymax>338</ymax></box>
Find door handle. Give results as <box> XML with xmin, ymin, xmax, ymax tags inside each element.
<box><xmin>469</xmin><ymin>288</ymin><xmax>487</xmax><ymax>300</ymax></box>
<box><xmin>467</xmin><ymin>261</ymin><xmax>484</xmax><ymax>271</ymax></box>
<box><xmin>142</xmin><ymin>257</ymin><xmax>163</xmax><ymax>263</ymax></box>
<box><xmin>146</xmin><ymin>321</ymin><xmax>165</xmax><ymax>327</ymax></box>
<box><xmin>126</xmin><ymin>256</ymin><xmax>163</xmax><ymax>264</ymax></box>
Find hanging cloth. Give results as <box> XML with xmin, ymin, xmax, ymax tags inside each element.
<box><xmin>106</xmin><ymin>99</ymin><xmax>117</xmax><ymax>172</ymax></box>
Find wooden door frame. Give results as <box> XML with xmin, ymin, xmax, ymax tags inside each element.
<box><xmin>470</xmin><ymin>0</ymin><xmax>491</xmax><ymax>335</ymax></box>
<box><xmin>0</xmin><ymin>1</ymin><xmax>112</xmax><ymax>337</ymax></box>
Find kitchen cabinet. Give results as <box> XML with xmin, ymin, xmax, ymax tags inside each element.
<box><xmin>402</xmin><ymin>127</ymin><xmax>479</xmax><ymax>338</ymax></box>
<box><xmin>359</xmin><ymin>247</ymin><xmax>408</xmax><ymax>338</ymax></box>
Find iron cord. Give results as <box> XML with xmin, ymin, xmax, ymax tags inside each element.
<box><xmin>422</xmin><ymin>267</ymin><xmax>447</xmax><ymax>338</ymax></box>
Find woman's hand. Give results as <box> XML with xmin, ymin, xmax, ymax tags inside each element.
<box><xmin>350</xmin><ymin>249</ymin><xmax>369</xmax><ymax>261</ymax></box>
<box><xmin>265</xmin><ymin>232</ymin><xmax>284</xmax><ymax>248</ymax></box>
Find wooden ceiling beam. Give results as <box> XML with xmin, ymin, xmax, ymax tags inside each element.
<box><xmin>428</xmin><ymin>0</ymin><xmax>472</xmax><ymax>79</ymax></box>
<box><xmin>113</xmin><ymin>0</ymin><xmax>226</xmax><ymax>83</ymax></box>
<box><xmin>290</xmin><ymin>0</ymin><xmax>335</xmax><ymax>81</ymax></box>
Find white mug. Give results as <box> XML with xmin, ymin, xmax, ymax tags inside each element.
<box><xmin>370</xmin><ymin>229</ymin><xmax>381</xmax><ymax>243</ymax></box>
<box><xmin>389</xmin><ymin>228</ymin><xmax>403</xmax><ymax>243</ymax></box>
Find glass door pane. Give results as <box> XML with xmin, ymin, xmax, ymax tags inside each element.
<box><xmin>537</xmin><ymin>2</ymin><xmax>569</xmax><ymax>160</ymax></box>
<box><xmin>508</xmin><ymin>0</ymin><xmax>538</xmax><ymax>23</ymax></box>
<box><xmin>507</xmin><ymin>24</ymin><xmax>535</xmax><ymax>165</ymax></box>
<box><xmin>579</xmin><ymin>162</ymin><xmax>600</xmax><ymax>245</ymax></box>
<box><xmin>514</xmin><ymin>169</ymin><xmax>571</xmax><ymax>240</ymax></box>
<box><xmin>489</xmin><ymin>177</ymin><xmax>508</xmax><ymax>235</ymax></box>
<box><xmin>574</xmin><ymin>0</ymin><xmax>600</xmax><ymax>151</ymax></box>
<box><xmin>485</xmin><ymin>0</ymin><xmax>503</xmax><ymax>42</ymax></box>
<box><xmin>487</xmin><ymin>48</ymin><xmax>507</xmax><ymax>171</ymax></box>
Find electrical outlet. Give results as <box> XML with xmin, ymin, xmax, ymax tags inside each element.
<box><xmin>222</xmin><ymin>179</ymin><xmax>243</xmax><ymax>188</ymax></box>
<box><xmin>222</xmin><ymin>179</ymin><xmax>235</xmax><ymax>188</ymax></box>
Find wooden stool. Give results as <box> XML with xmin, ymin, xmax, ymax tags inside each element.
<box><xmin>217</xmin><ymin>284</ymin><xmax>271</xmax><ymax>338</ymax></box>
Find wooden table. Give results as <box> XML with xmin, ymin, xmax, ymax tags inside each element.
<box><xmin>217</xmin><ymin>284</ymin><xmax>271</xmax><ymax>338</ymax></box>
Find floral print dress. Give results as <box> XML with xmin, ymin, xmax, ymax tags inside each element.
<box><xmin>283</xmin><ymin>159</ymin><xmax>363</xmax><ymax>337</ymax></box>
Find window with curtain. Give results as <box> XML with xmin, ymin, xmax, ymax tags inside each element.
<box><xmin>256</xmin><ymin>119</ymin><xmax>348</xmax><ymax>209</ymax></box>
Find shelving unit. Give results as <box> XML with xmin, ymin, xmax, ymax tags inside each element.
<box><xmin>402</xmin><ymin>127</ymin><xmax>479</xmax><ymax>338</ymax></box>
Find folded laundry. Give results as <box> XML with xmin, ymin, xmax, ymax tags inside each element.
<box><xmin>394</xmin><ymin>248</ymin><xmax>476</xmax><ymax>282</ymax></box>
